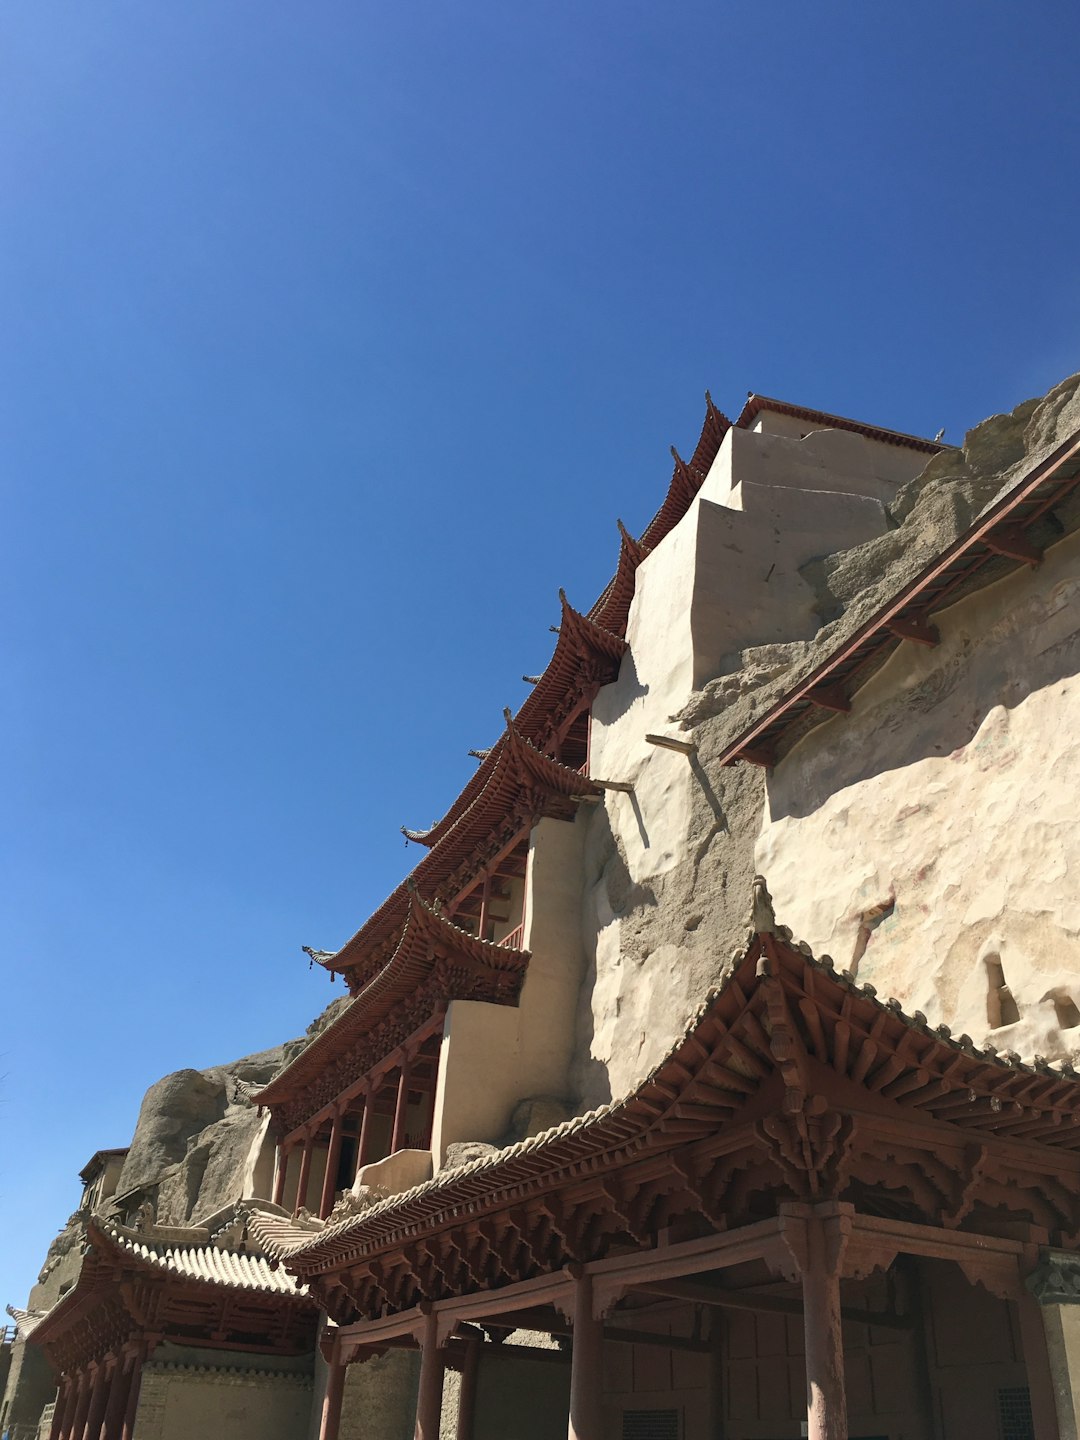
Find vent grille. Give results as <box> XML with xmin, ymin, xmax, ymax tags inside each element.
<box><xmin>622</xmin><ymin>1410</ymin><xmax>679</xmax><ymax>1440</ymax></box>
<box><xmin>998</xmin><ymin>1386</ymin><xmax>1034</xmax><ymax>1440</ymax></box>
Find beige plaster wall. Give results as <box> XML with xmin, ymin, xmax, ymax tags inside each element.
<box><xmin>431</xmin><ymin>815</ymin><xmax>587</xmax><ymax>1163</ymax></box>
<box><xmin>337</xmin><ymin>1350</ymin><xmax>418</xmax><ymax>1440</ymax></box>
<box><xmin>757</xmin><ymin>525</ymin><xmax>1080</xmax><ymax>1060</ymax></box>
<box><xmin>133</xmin><ymin>1363</ymin><xmax>313</xmax><ymax>1440</ymax></box>
<box><xmin>577</xmin><ymin>423</ymin><xmax>917</xmax><ymax>1105</ymax></box>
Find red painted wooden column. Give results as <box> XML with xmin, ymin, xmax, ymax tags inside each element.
<box><xmin>356</xmin><ymin>1090</ymin><xmax>374</xmax><ymax>1172</ymax></box>
<box><xmin>781</xmin><ymin>1203</ymin><xmax>850</xmax><ymax>1440</ymax></box>
<box><xmin>67</xmin><ymin>1371</ymin><xmax>92</xmax><ymax>1440</ymax></box>
<box><xmin>391</xmin><ymin>1060</ymin><xmax>413</xmax><ymax>1154</ymax></box>
<box><xmin>414</xmin><ymin>1308</ymin><xmax>446</xmax><ymax>1440</ymax></box>
<box><xmin>101</xmin><ymin>1355</ymin><xmax>131</xmax><ymax>1440</ymax></box>
<box><xmin>49</xmin><ymin>1376</ymin><xmax>75</xmax><ymax>1440</ymax></box>
<box><xmin>119</xmin><ymin>1342</ymin><xmax>148</xmax><ymax>1440</ymax></box>
<box><xmin>320</xmin><ymin>1109</ymin><xmax>345</xmax><ymax>1219</ymax></box>
<box><xmin>295</xmin><ymin>1131</ymin><xmax>314</xmax><ymax>1213</ymax></box>
<box><xmin>317</xmin><ymin>1346</ymin><xmax>347</xmax><ymax>1440</ymax></box>
<box><xmin>567</xmin><ymin>1268</ymin><xmax>603</xmax><ymax>1440</ymax></box>
<box><xmin>82</xmin><ymin>1359</ymin><xmax>109</xmax><ymax>1440</ymax></box>
<box><xmin>457</xmin><ymin>1331</ymin><xmax>481</xmax><ymax>1440</ymax></box>
<box><xmin>271</xmin><ymin>1142</ymin><xmax>289</xmax><ymax>1207</ymax></box>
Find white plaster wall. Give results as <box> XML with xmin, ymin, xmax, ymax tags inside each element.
<box><xmin>757</xmin><ymin>526</ymin><xmax>1080</xmax><ymax>1060</ymax></box>
<box><xmin>716</xmin><ymin>417</ymin><xmax>928</xmax><ymax>501</ymax></box>
<box><xmin>430</xmin><ymin>816</ymin><xmax>588</xmax><ymax>1163</ymax></box>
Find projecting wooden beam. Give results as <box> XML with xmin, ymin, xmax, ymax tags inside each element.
<box><xmin>636</xmin><ymin>1280</ymin><xmax>913</xmax><ymax>1331</ymax></box>
<box><xmin>592</xmin><ymin>778</ymin><xmax>635</xmax><ymax>793</ymax></box>
<box><xmin>645</xmin><ymin>733</ymin><xmax>698</xmax><ymax>756</ymax></box>
<box><xmin>985</xmin><ymin>524</ymin><xmax>1043</xmax><ymax>565</ymax></box>
<box><xmin>886</xmin><ymin>615</ymin><xmax>940</xmax><ymax>647</ymax></box>
<box><xmin>603</xmin><ymin>1326</ymin><xmax>712</xmax><ymax>1354</ymax></box>
<box><xmin>806</xmin><ymin>683</ymin><xmax>851</xmax><ymax>714</ymax></box>
<box><xmin>735</xmin><ymin>742</ymin><xmax>776</xmax><ymax>769</ymax></box>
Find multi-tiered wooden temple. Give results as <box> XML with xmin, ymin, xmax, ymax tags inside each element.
<box><xmin>31</xmin><ymin>1213</ymin><xmax>318</xmax><ymax>1440</ymax></box>
<box><xmin>255</xmin><ymin>918</ymin><xmax>1080</xmax><ymax>1440</ymax></box>
<box><xmin>254</xmin><ymin>397</ymin><xmax>731</xmax><ymax>1229</ymax></box>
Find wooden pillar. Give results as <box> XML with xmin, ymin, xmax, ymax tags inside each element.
<box><xmin>271</xmin><ymin>1142</ymin><xmax>289</xmax><ymax>1207</ymax></box>
<box><xmin>82</xmin><ymin>1360</ymin><xmax>109</xmax><ymax>1440</ymax></box>
<box><xmin>67</xmin><ymin>1371</ymin><xmax>92</xmax><ymax>1440</ymax></box>
<box><xmin>295</xmin><ymin>1131</ymin><xmax>314</xmax><ymax>1213</ymax></box>
<box><xmin>415</xmin><ymin>1308</ymin><xmax>446</xmax><ymax>1440</ymax></box>
<box><xmin>49</xmin><ymin>1376</ymin><xmax>75</xmax><ymax>1440</ymax></box>
<box><xmin>119</xmin><ymin>1343</ymin><xmax>147</xmax><ymax>1440</ymax></box>
<box><xmin>392</xmin><ymin>1060</ymin><xmax>412</xmax><ymax>1153</ymax></box>
<box><xmin>320</xmin><ymin>1110</ymin><xmax>345</xmax><ymax>1219</ymax></box>
<box><xmin>101</xmin><ymin>1355</ymin><xmax>131</xmax><ymax>1440</ymax></box>
<box><xmin>1017</xmin><ymin>1289</ymin><xmax>1062</xmax><ymax>1440</ymax></box>
<box><xmin>781</xmin><ymin>1203</ymin><xmax>850</xmax><ymax>1440</ymax></box>
<box><xmin>357</xmin><ymin>1090</ymin><xmax>375</xmax><ymax>1171</ymax></box>
<box><xmin>318</xmin><ymin>1354</ymin><xmax>347</xmax><ymax>1440</ymax></box>
<box><xmin>478</xmin><ymin>872</ymin><xmax>491</xmax><ymax>942</ymax></box>
<box><xmin>457</xmin><ymin>1331</ymin><xmax>481</xmax><ymax>1440</ymax></box>
<box><xmin>567</xmin><ymin>1269</ymin><xmax>604</xmax><ymax>1440</ymax></box>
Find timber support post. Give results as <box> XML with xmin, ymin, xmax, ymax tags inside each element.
<box><xmin>415</xmin><ymin>1307</ymin><xmax>446</xmax><ymax>1440</ymax></box>
<box><xmin>567</xmin><ymin>1267</ymin><xmax>604</xmax><ymax>1440</ymax></box>
<box><xmin>780</xmin><ymin>1201</ymin><xmax>852</xmax><ymax>1440</ymax></box>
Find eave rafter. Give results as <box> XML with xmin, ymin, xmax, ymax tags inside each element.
<box><xmin>402</xmin><ymin>594</ymin><xmax>626</xmax><ymax>850</ymax></box>
<box><xmin>256</xmin><ymin>891</ymin><xmax>530</xmax><ymax>1123</ymax></box>
<box><xmin>254</xmin><ymin>920</ymin><xmax>1080</xmax><ymax>1321</ymax></box>
<box><xmin>311</xmin><ymin>717</ymin><xmax>601</xmax><ymax>995</ymax></box>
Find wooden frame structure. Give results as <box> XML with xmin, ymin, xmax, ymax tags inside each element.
<box><xmin>31</xmin><ymin>1219</ymin><xmax>318</xmax><ymax>1440</ymax></box>
<box><xmin>255</xmin><ymin>922</ymin><xmax>1080</xmax><ymax>1439</ymax></box>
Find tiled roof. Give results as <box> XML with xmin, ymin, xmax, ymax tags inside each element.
<box><xmin>96</xmin><ymin>1221</ymin><xmax>308</xmax><ymax>1297</ymax></box>
<box><xmin>252</xmin><ymin>917</ymin><xmax>1080</xmax><ymax>1272</ymax></box>
<box><xmin>734</xmin><ymin>393</ymin><xmax>949</xmax><ymax>453</ymax></box>
<box><xmin>5</xmin><ymin>1304</ymin><xmax>45</xmax><ymax>1338</ymax></box>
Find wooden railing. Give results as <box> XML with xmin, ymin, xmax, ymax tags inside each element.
<box><xmin>496</xmin><ymin>921</ymin><xmax>525</xmax><ymax>951</ymax></box>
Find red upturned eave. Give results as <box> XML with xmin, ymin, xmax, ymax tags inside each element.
<box><xmin>308</xmin><ymin>393</ymin><xmax>728</xmax><ymax>992</ymax></box>
<box><xmin>735</xmin><ymin>394</ymin><xmax>950</xmax><ymax>454</ymax></box>
<box><xmin>254</xmin><ymin>928</ymin><xmax>1080</xmax><ymax>1280</ymax></box>
<box><xmin>403</xmin><ymin>597</ymin><xmax>626</xmax><ymax>848</ymax></box>
<box><xmin>716</xmin><ymin>426</ymin><xmax>1080</xmax><ymax>771</ymax></box>
<box><xmin>315</xmin><ymin>720</ymin><xmax>603</xmax><ymax>989</ymax></box>
<box><xmin>256</xmin><ymin>891</ymin><xmax>530</xmax><ymax>1111</ymax></box>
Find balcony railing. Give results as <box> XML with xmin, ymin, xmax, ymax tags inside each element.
<box><xmin>497</xmin><ymin>921</ymin><xmax>525</xmax><ymax>951</ymax></box>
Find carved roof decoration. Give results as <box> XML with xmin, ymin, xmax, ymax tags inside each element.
<box><xmin>402</xmin><ymin>596</ymin><xmax>625</xmax><ymax>850</ymax></box>
<box><xmin>312</xmin><ymin>717</ymin><xmax>601</xmax><ymax>993</ymax></box>
<box><xmin>735</xmin><ymin>394</ymin><xmax>950</xmax><ymax>454</ymax></box>
<box><xmin>30</xmin><ymin>1218</ymin><xmax>317</xmax><ymax>1373</ymax></box>
<box><xmin>253</xmin><ymin>920</ymin><xmax>1080</xmax><ymax>1321</ymax></box>
<box><xmin>256</xmin><ymin>890</ymin><xmax>530</xmax><ymax>1116</ymax></box>
<box><xmin>717</xmin><ymin>426</ymin><xmax>1080</xmax><ymax>770</ymax></box>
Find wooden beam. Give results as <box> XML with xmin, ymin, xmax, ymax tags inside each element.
<box><xmin>806</xmin><ymin>683</ymin><xmax>850</xmax><ymax>715</ymax></box>
<box><xmin>603</xmin><ymin>1326</ymin><xmax>712</xmax><ymax>1354</ymax></box>
<box><xmin>735</xmin><ymin>742</ymin><xmax>776</xmax><ymax>769</ymax></box>
<box><xmin>886</xmin><ymin>615</ymin><xmax>940</xmax><ymax>647</ymax></box>
<box><xmin>645</xmin><ymin>733</ymin><xmax>698</xmax><ymax>756</ymax></box>
<box><xmin>635</xmin><ymin>1280</ymin><xmax>913</xmax><ymax>1331</ymax></box>
<box><xmin>985</xmin><ymin>524</ymin><xmax>1043</xmax><ymax>565</ymax></box>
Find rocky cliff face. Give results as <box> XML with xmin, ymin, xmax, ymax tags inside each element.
<box><xmin>571</xmin><ymin>372</ymin><xmax>1080</xmax><ymax>1110</ymax></box>
<box><xmin>108</xmin><ymin>995</ymin><xmax>350</xmax><ymax>1228</ymax></box>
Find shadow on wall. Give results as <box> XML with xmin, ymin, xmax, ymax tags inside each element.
<box><xmin>598</xmin><ymin>649</ymin><xmax>649</xmax><ymax>726</ymax></box>
<box><xmin>767</xmin><ymin>559</ymin><xmax>1080</xmax><ymax>824</ymax></box>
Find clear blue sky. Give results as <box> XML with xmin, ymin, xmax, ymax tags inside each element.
<box><xmin>2</xmin><ymin>1</ymin><xmax>1078</xmax><ymax>1308</ymax></box>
